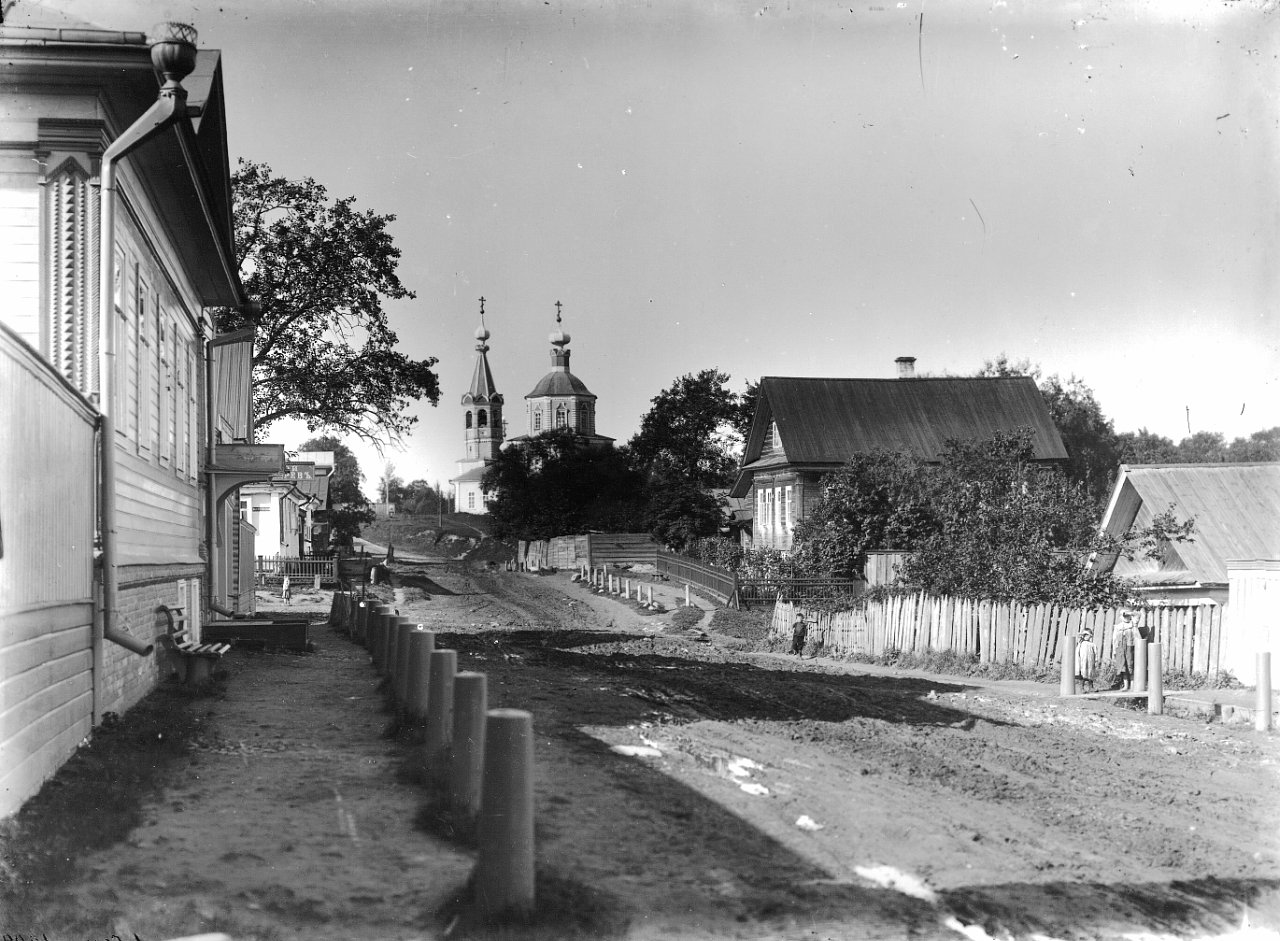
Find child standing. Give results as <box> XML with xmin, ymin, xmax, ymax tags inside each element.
<box><xmin>281</xmin><ymin>575</ymin><xmax>292</xmax><ymax>605</ymax></box>
<box><xmin>1075</xmin><ymin>629</ymin><xmax>1098</xmax><ymax>693</ymax></box>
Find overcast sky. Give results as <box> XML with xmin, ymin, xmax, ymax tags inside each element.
<box><xmin>31</xmin><ymin>0</ymin><xmax>1280</xmax><ymax>497</ymax></box>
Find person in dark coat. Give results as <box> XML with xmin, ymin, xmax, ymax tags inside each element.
<box><xmin>1113</xmin><ymin>609</ymin><xmax>1137</xmax><ymax>690</ymax></box>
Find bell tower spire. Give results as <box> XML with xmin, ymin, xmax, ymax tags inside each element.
<box><xmin>461</xmin><ymin>296</ymin><xmax>503</xmax><ymax>462</ymax></box>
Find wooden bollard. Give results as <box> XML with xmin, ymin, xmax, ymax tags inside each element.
<box><xmin>405</xmin><ymin>628</ymin><xmax>436</xmax><ymax>723</ymax></box>
<box><xmin>373</xmin><ymin>607</ymin><xmax>395</xmax><ymax>675</ymax></box>
<box><xmin>685</xmin><ymin>584</ymin><xmax>690</xmax><ymax>607</ymax></box>
<box><xmin>1257</xmin><ymin>652</ymin><xmax>1272</xmax><ymax>732</ymax></box>
<box><xmin>450</xmin><ymin>671</ymin><xmax>488</xmax><ymax>818</ymax></box>
<box><xmin>646</xmin><ymin>586</ymin><xmax>652</xmax><ymax>605</ymax></box>
<box><xmin>425</xmin><ymin>649</ymin><xmax>458</xmax><ymax>786</ymax></box>
<box><xmin>393</xmin><ymin>617</ymin><xmax>415</xmax><ymax>706</ymax></box>
<box><xmin>624</xmin><ymin>578</ymin><xmax>630</xmax><ymax>598</ymax></box>
<box><xmin>355</xmin><ymin>601</ymin><xmax>368</xmax><ymax>646</ymax></box>
<box><xmin>475</xmin><ymin>708</ymin><xmax>535</xmax><ymax>922</ymax></box>
<box><xmin>1134</xmin><ymin>634</ymin><xmax>1148</xmax><ymax>692</ymax></box>
<box><xmin>1147</xmin><ymin>643</ymin><xmax>1164</xmax><ymax>715</ymax></box>
<box><xmin>1059</xmin><ymin>636</ymin><xmax>1075</xmax><ymax>697</ymax></box>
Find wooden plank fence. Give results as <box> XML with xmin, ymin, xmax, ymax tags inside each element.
<box><xmin>254</xmin><ymin>554</ymin><xmax>338</xmax><ymax>584</ymax></box>
<box><xmin>771</xmin><ymin>595</ymin><xmax>1227</xmax><ymax>677</ymax></box>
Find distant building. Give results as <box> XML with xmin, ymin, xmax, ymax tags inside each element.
<box><xmin>1094</xmin><ymin>462</ymin><xmax>1280</xmax><ymax>605</ymax></box>
<box><xmin>450</xmin><ymin>300</ymin><xmax>504</xmax><ymax>514</ymax></box>
<box><xmin>730</xmin><ymin>358</ymin><xmax>1067</xmax><ymax>550</ymax></box>
<box><xmin>506</xmin><ymin>301</ymin><xmax>614</xmax><ymax>451</ymax></box>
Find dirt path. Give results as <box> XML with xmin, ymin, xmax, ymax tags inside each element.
<box><xmin>14</xmin><ymin>566</ymin><xmax>1280</xmax><ymax>940</ymax></box>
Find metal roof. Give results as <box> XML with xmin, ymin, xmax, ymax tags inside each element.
<box><xmin>1100</xmin><ymin>463</ymin><xmax>1280</xmax><ymax>585</ymax></box>
<box><xmin>742</xmin><ymin>376</ymin><xmax>1066</xmax><ymax>466</ymax></box>
<box><xmin>525</xmin><ymin>370</ymin><xmax>595</xmax><ymax>399</ymax></box>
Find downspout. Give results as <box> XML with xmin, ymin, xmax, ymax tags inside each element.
<box><xmin>96</xmin><ymin>23</ymin><xmax>200</xmax><ymax>656</ymax></box>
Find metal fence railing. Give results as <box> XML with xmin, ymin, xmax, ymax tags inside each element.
<box><xmin>656</xmin><ymin>550</ymin><xmax>738</xmax><ymax>605</ymax></box>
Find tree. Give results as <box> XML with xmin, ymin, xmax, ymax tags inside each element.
<box><xmin>1226</xmin><ymin>426</ymin><xmax>1280</xmax><ymax>462</ymax></box>
<box><xmin>378</xmin><ymin>463</ymin><xmax>404</xmax><ymax>505</ymax></box>
<box><xmin>731</xmin><ymin>380</ymin><xmax>760</xmax><ymax>441</ymax></box>
<box><xmin>483</xmin><ymin>432</ymin><xmax>647</xmax><ymax>541</ymax></box>
<box><xmin>979</xmin><ymin>356</ymin><xmax>1121</xmax><ymax>509</ymax></box>
<box><xmin>216</xmin><ymin>160</ymin><xmax>440</xmax><ymax>445</ymax></box>
<box><xmin>1175</xmin><ymin>431</ymin><xmax>1227</xmax><ymax>463</ymax></box>
<box><xmin>645</xmin><ymin>480</ymin><xmax>725</xmax><ymax>553</ymax></box>
<box><xmin>299</xmin><ymin>434</ymin><xmax>373</xmax><ymax>541</ymax></box>
<box><xmin>1116</xmin><ymin>428</ymin><xmax>1177</xmax><ymax>465</ymax></box>
<box><xmin>401</xmin><ymin>479</ymin><xmax>451</xmax><ymax>516</ymax></box>
<box><xmin>789</xmin><ymin>448</ymin><xmax>936</xmax><ymax>580</ymax></box>
<box><xmin>627</xmin><ymin>369</ymin><xmax>744</xmax><ymax>487</ymax></box>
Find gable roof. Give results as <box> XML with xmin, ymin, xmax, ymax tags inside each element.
<box><xmin>741</xmin><ymin>376</ymin><xmax>1066</xmax><ymax>467</ymax></box>
<box><xmin>1098</xmin><ymin>462</ymin><xmax>1280</xmax><ymax>585</ymax></box>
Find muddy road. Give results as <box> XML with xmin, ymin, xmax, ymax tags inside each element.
<box><xmin>9</xmin><ymin>562</ymin><xmax>1279</xmax><ymax>941</ymax></box>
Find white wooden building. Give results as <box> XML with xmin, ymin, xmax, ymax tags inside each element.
<box><xmin>0</xmin><ymin>12</ymin><xmax>282</xmax><ymax>817</ymax></box>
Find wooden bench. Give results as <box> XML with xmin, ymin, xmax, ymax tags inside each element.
<box><xmin>160</xmin><ymin>605</ymin><xmax>230</xmax><ymax>683</ymax></box>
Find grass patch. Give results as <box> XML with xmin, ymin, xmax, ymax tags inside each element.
<box><xmin>0</xmin><ymin>679</ymin><xmax>213</xmax><ymax>895</ymax></box>
<box><xmin>840</xmin><ymin>647</ymin><xmax>1058</xmax><ymax>683</ymax></box>
<box><xmin>709</xmin><ymin>607</ymin><xmax>772</xmax><ymax>644</ymax></box>
<box><xmin>669</xmin><ymin>605</ymin><xmax>705</xmax><ymax>631</ymax></box>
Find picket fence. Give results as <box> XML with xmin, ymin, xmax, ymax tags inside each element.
<box><xmin>771</xmin><ymin>594</ymin><xmax>1227</xmax><ymax>676</ymax></box>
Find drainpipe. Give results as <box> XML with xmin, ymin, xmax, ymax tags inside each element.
<box><xmin>96</xmin><ymin>23</ymin><xmax>200</xmax><ymax>656</ymax></box>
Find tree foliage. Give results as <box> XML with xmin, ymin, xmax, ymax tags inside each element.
<box><xmin>626</xmin><ymin>369</ymin><xmax>745</xmax><ymax>487</ymax></box>
<box><xmin>216</xmin><ymin>160</ymin><xmax>440</xmax><ymax>445</ymax></box>
<box><xmin>789</xmin><ymin>449</ymin><xmax>936</xmax><ymax>580</ymax></box>
<box><xmin>790</xmin><ymin>430</ymin><xmax>1196</xmax><ymax>607</ymax></box>
<box><xmin>298</xmin><ymin>434</ymin><xmax>373</xmax><ymax>541</ymax></box>
<box><xmin>482</xmin><ymin>431</ymin><xmax>647</xmax><ymax>541</ymax></box>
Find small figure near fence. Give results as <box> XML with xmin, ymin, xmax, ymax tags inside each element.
<box><xmin>1074</xmin><ymin>628</ymin><xmax>1098</xmax><ymax>693</ymax></box>
<box><xmin>1113</xmin><ymin>609</ymin><xmax>1137</xmax><ymax>690</ymax></box>
<box><xmin>281</xmin><ymin>575</ymin><xmax>292</xmax><ymax>605</ymax></box>
<box><xmin>791</xmin><ymin>617</ymin><xmax>808</xmax><ymax>656</ymax></box>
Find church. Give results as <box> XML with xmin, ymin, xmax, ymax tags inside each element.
<box><xmin>451</xmin><ymin>300</ymin><xmax>612</xmax><ymax>514</ymax></box>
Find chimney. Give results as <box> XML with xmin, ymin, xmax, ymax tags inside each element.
<box><xmin>895</xmin><ymin>356</ymin><xmax>916</xmax><ymax>379</ymax></box>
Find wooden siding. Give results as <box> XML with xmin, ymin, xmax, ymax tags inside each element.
<box><xmin>0</xmin><ymin>325</ymin><xmax>97</xmax><ymax>817</ymax></box>
<box><xmin>113</xmin><ymin>449</ymin><xmax>202</xmax><ymax>567</ymax></box>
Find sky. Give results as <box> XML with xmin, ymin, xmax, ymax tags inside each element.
<box><xmin>24</xmin><ymin>0</ymin><xmax>1280</xmax><ymax>498</ymax></box>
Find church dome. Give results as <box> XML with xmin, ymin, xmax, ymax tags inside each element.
<box><xmin>526</xmin><ymin>370</ymin><xmax>595</xmax><ymax>399</ymax></box>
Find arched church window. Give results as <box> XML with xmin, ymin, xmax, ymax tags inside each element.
<box><xmin>555</xmin><ymin>406</ymin><xmax>567</xmax><ymax>428</ymax></box>
<box><xmin>465</xmin><ymin>411</ymin><xmax>473</xmax><ymax>429</ymax></box>
<box><xmin>478</xmin><ymin>409</ymin><xmax>488</xmax><ymax>427</ymax></box>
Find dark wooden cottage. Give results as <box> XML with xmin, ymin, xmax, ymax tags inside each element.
<box><xmin>730</xmin><ymin>366</ymin><xmax>1068</xmax><ymax>550</ymax></box>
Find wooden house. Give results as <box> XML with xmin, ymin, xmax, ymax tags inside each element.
<box><xmin>1094</xmin><ymin>463</ymin><xmax>1280</xmax><ymax>606</ymax></box>
<box><xmin>729</xmin><ymin>362</ymin><xmax>1068</xmax><ymax>550</ymax></box>
<box><xmin>0</xmin><ymin>13</ymin><xmax>281</xmax><ymax>817</ymax></box>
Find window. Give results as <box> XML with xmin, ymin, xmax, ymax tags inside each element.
<box><xmin>467</xmin><ymin>491</ymin><xmax>476</xmax><ymax>509</ymax></box>
<box><xmin>465</xmin><ymin>411</ymin><xmax>472</xmax><ymax>429</ymax></box>
<box><xmin>555</xmin><ymin>405</ymin><xmax>566</xmax><ymax>428</ymax></box>
<box><xmin>778</xmin><ymin>486</ymin><xmax>787</xmax><ymax>535</ymax></box>
<box><xmin>186</xmin><ymin>340</ymin><xmax>198</xmax><ymax>480</ymax></box>
<box><xmin>113</xmin><ymin>248</ymin><xmax>129</xmax><ymax>432</ymax></box>
<box><xmin>136</xmin><ymin>279</ymin><xmax>152</xmax><ymax>455</ymax></box>
<box><xmin>533</xmin><ymin>410</ymin><xmax>542</xmax><ymax>432</ymax></box>
<box><xmin>176</xmin><ymin>331</ymin><xmax>188</xmax><ymax>475</ymax></box>
<box><xmin>778</xmin><ymin>489</ymin><xmax>788</xmax><ymax>547</ymax></box>
<box><xmin>478</xmin><ymin>409</ymin><xmax>487</xmax><ymax>427</ymax></box>
<box><xmin>154</xmin><ymin>303</ymin><xmax>165</xmax><ymax>458</ymax></box>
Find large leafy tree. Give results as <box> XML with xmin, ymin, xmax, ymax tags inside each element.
<box><xmin>789</xmin><ymin>448</ymin><xmax>936</xmax><ymax>580</ymax></box>
<box><xmin>627</xmin><ymin>369</ymin><xmax>744</xmax><ymax>487</ymax></box>
<box><xmin>483</xmin><ymin>432</ymin><xmax>647</xmax><ymax>541</ymax></box>
<box><xmin>217</xmin><ymin>160</ymin><xmax>440</xmax><ymax>445</ymax></box>
<box><xmin>978</xmin><ymin>356</ymin><xmax>1121</xmax><ymax>508</ymax></box>
<box><xmin>298</xmin><ymin>434</ymin><xmax>373</xmax><ymax>541</ymax></box>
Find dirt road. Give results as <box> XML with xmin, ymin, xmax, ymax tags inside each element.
<box><xmin>10</xmin><ymin>563</ymin><xmax>1280</xmax><ymax>940</ymax></box>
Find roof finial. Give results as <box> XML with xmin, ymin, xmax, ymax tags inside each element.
<box><xmin>479</xmin><ymin>295</ymin><xmax>486</xmax><ymax>327</ymax></box>
<box><xmin>474</xmin><ymin>295</ymin><xmax>491</xmax><ymax>345</ymax></box>
<box><xmin>549</xmin><ymin>300</ymin><xmax>570</xmax><ymax>349</ymax></box>
<box><xmin>555</xmin><ymin>299</ymin><xmax>563</xmax><ymax>324</ymax></box>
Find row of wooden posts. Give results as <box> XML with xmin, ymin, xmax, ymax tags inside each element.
<box><xmin>1059</xmin><ymin>636</ymin><xmax>1274</xmax><ymax>730</ymax></box>
<box><xmin>580</xmin><ymin>565</ymin><xmax>692</xmax><ymax>607</ymax></box>
<box><xmin>328</xmin><ymin>591</ymin><xmax>535</xmax><ymax>922</ymax></box>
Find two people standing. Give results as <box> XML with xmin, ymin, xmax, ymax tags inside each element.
<box><xmin>1074</xmin><ymin>607</ymin><xmax>1148</xmax><ymax>693</ymax></box>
